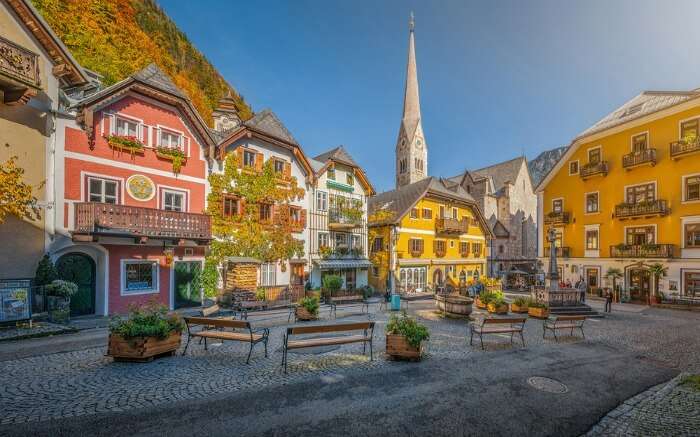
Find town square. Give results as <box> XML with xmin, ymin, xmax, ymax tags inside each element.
<box><xmin>0</xmin><ymin>1</ymin><xmax>699</xmax><ymax>436</ymax></box>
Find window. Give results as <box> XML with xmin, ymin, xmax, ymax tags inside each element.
<box><xmin>685</xmin><ymin>271</ymin><xmax>700</xmax><ymax>297</ymax></box>
<box><xmin>414</xmin><ymin>158</ymin><xmax>424</xmax><ymax>172</ymax></box>
<box><xmin>243</xmin><ymin>150</ymin><xmax>256</xmax><ymax>167</ymax></box>
<box><xmin>626</xmin><ymin>226</ymin><xmax>655</xmax><ymax>245</ymax></box>
<box><xmin>586</xmin><ymin>229</ymin><xmax>599</xmax><ymax>250</ymax></box>
<box><xmin>222</xmin><ymin>195</ymin><xmax>240</xmax><ymax>217</ymax></box>
<box><xmin>422</xmin><ymin>208</ymin><xmax>432</xmax><ymax>219</ymax></box>
<box><xmin>472</xmin><ymin>242</ymin><xmax>482</xmax><ymax>256</ymax></box>
<box><xmin>498</xmin><ymin>245</ymin><xmax>504</xmax><ymax>254</ymax></box>
<box><xmin>122</xmin><ymin>260</ymin><xmax>157</xmax><ymax>294</ymax></box>
<box><xmin>552</xmin><ymin>199</ymin><xmax>563</xmax><ymax>213</ymax></box>
<box><xmin>588</xmin><ymin>148</ymin><xmax>601</xmax><ymax>164</ymax></box>
<box><xmin>399</xmin><ymin>267</ymin><xmax>427</xmax><ymax>291</ymax></box>
<box><xmin>316</xmin><ymin>191</ymin><xmax>328</xmax><ymax>211</ymax></box>
<box><xmin>460</xmin><ymin>242</ymin><xmax>469</xmax><ymax>255</ymax></box>
<box><xmin>88</xmin><ymin>177</ymin><xmax>118</xmax><ymax>204</ymax></box>
<box><xmin>335</xmin><ymin>232</ymin><xmax>348</xmax><ymax>247</ymax></box>
<box><xmin>399</xmin><ymin>159</ymin><xmax>407</xmax><ymax>174</ymax></box>
<box><xmin>409</xmin><ymin>238</ymin><xmax>424</xmax><ymax>254</ymax></box>
<box><xmin>449</xmin><ymin>240</ymin><xmax>455</xmax><ymax>248</ymax></box>
<box><xmin>115</xmin><ymin>117</ymin><xmax>138</xmax><ymax>137</ymax></box>
<box><xmin>159</xmin><ymin>129</ymin><xmax>182</xmax><ymax>149</ymax></box>
<box><xmin>626</xmin><ymin>183</ymin><xmax>655</xmax><ymax>204</ymax></box>
<box><xmin>346</xmin><ymin>173</ymin><xmax>354</xmax><ymax>186</ymax></box>
<box><xmin>685</xmin><ymin>224</ymin><xmax>700</xmax><ymax>248</ymax></box>
<box><xmin>318</xmin><ymin>232</ymin><xmax>329</xmax><ymax>249</ymax></box>
<box><xmin>681</xmin><ymin>119</ymin><xmax>699</xmax><ymax>140</ymax></box>
<box><xmin>685</xmin><ymin>176</ymin><xmax>700</xmax><ymax>201</ymax></box>
<box><xmin>569</xmin><ymin>161</ymin><xmax>579</xmax><ymax>175</ymax></box>
<box><xmin>327</xmin><ymin>167</ymin><xmax>336</xmax><ymax>180</ymax></box>
<box><xmin>410</xmin><ymin>208</ymin><xmax>418</xmax><ymax>219</ymax></box>
<box><xmin>163</xmin><ymin>190</ymin><xmax>184</xmax><ymax>212</ymax></box>
<box><xmin>586</xmin><ymin>192</ymin><xmax>599</xmax><ymax>213</ymax></box>
<box><xmin>439</xmin><ymin>205</ymin><xmax>446</xmax><ymax>218</ymax></box>
<box><xmin>434</xmin><ymin>240</ymin><xmax>446</xmax><ymax>253</ymax></box>
<box><xmin>261</xmin><ymin>263</ymin><xmax>276</xmax><ymax>286</ymax></box>
<box><xmin>259</xmin><ymin>203</ymin><xmax>272</xmax><ymax>222</ymax></box>
<box><xmin>274</xmin><ymin>159</ymin><xmax>285</xmax><ymax>174</ymax></box>
<box><xmin>372</xmin><ymin>266</ymin><xmax>379</xmax><ymax>277</ymax></box>
<box><xmin>632</xmin><ymin>133</ymin><xmax>648</xmax><ymax>153</ymax></box>
<box><xmin>371</xmin><ymin>237</ymin><xmax>384</xmax><ymax>252</ymax></box>
<box><xmin>289</xmin><ymin>206</ymin><xmax>301</xmax><ymax>223</ymax></box>
<box><xmin>352</xmin><ymin>234</ymin><xmax>360</xmax><ymax>249</ymax></box>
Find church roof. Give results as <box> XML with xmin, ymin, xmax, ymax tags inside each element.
<box><xmin>399</xmin><ymin>17</ymin><xmax>423</xmax><ymax>143</ymax></box>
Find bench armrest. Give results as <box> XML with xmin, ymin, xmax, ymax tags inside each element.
<box><xmin>251</xmin><ymin>327</ymin><xmax>270</xmax><ymax>337</ymax></box>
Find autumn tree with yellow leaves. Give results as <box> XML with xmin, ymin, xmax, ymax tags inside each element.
<box><xmin>0</xmin><ymin>157</ymin><xmax>41</xmax><ymax>224</ymax></box>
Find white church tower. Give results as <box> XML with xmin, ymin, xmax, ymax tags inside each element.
<box><xmin>396</xmin><ymin>12</ymin><xmax>428</xmax><ymax>188</ymax></box>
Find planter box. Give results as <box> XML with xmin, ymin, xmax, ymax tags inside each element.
<box><xmin>108</xmin><ymin>139</ymin><xmax>144</xmax><ymax>155</ymax></box>
<box><xmin>48</xmin><ymin>296</ymin><xmax>70</xmax><ymax>323</ymax></box>
<box><xmin>510</xmin><ymin>303</ymin><xmax>529</xmax><ymax>313</ymax></box>
<box><xmin>295</xmin><ymin>306</ymin><xmax>318</xmax><ymax>321</ymax></box>
<box><xmin>386</xmin><ymin>333</ymin><xmax>423</xmax><ymax>360</ymax></box>
<box><xmin>107</xmin><ymin>332</ymin><xmax>181</xmax><ymax>362</ymax></box>
<box><xmin>487</xmin><ymin>303</ymin><xmax>509</xmax><ymax>314</ymax></box>
<box><xmin>475</xmin><ymin>297</ymin><xmax>487</xmax><ymax>309</ymax></box>
<box><xmin>528</xmin><ymin>307</ymin><xmax>550</xmax><ymax>319</ymax></box>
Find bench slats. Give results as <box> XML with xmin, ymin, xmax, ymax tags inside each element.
<box><xmin>482</xmin><ymin>318</ymin><xmax>527</xmax><ymax>324</ymax></box>
<box><xmin>476</xmin><ymin>327</ymin><xmax>523</xmax><ymax>334</ymax></box>
<box><xmin>185</xmin><ymin>316</ymin><xmax>250</xmax><ymax>329</ymax></box>
<box><xmin>193</xmin><ymin>330</ymin><xmax>263</xmax><ymax>342</ymax></box>
<box><xmin>287</xmin><ymin>335</ymin><xmax>371</xmax><ymax>349</ymax></box>
<box><xmin>288</xmin><ymin>322</ymin><xmax>374</xmax><ymax>335</ymax></box>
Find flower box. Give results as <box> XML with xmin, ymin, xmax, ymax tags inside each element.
<box><xmin>510</xmin><ymin>303</ymin><xmax>529</xmax><ymax>314</ymax></box>
<box><xmin>487</xmin><ymin>303</ymin><xmax>509</xmax><ymax>314</ymax></box>
<box><xmin>386</xmin><ymin>333</ymin><xmax>423</xmax><ymax>360</ymax></box>
<box><xmin>475</xmin><ymin>297</ymin><xmax>487</xmax><ymax>309</ymax></box>
<box><xmin>528</xmin><ymin>307</ymin><xmax>550</xmax><ymax>319</ymax></box>
<box><xmin>295</xmin><ymin>306</ymin><xmax>318</xmax><ymax>321</ymax></box>
<box><xmin>107</xmin><ymin>332</ymin><xmax>181</xmax><ymax>362</ymax></box>
<box><xmin>107</xmin><ymin>137</ymin><xmax>144</xmax><ymax>155</ymax></box>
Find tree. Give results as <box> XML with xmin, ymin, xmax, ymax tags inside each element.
<box><xmin>34</xmin><ymin>254</ymin><xmax>59</xmax><ymax>286</ymax></box>
<box><xmin>648</xmin><ymin>263</ymin><xmax>668</xmax><ymax>299</ymax></box>
<box><xmin>0</xmin><ymin>156</ymin><xmax>41</xmax><ymax>224</ymax></box>
<box><xmin>205</xmin><ymin>153</ymin><xmax>305</xmax><ymax>293</ymax></box>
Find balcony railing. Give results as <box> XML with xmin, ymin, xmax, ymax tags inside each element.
<box><xmin>0</xmin><ymin>35</ymin><xmax>41</xmax><ymax>105</ymax></box>
<box><xmin>670</xmin><ymin>140</ymin><xmax>700</xmax><ymax>159</ymax></box>
<box><xmin>610</xmin><ymin>244</ymin><xmax>675</xmax><ymax>258</ymax></box>
<box><xmin>543</xmin><ymin>211</ymin><xmax>570</xmax><ymax>225</ymax></box>
<box><xmin>74</xmin><ymin>202</ymin><xmax>211</xmax><ymax>242</ymax></box>
<box><xmin>435</xmin><ymin>218</ymin><xmax>468</xmax><ymax>234</ymax></box>
<box><xmin>328</xmin><ymin>207</ymin><xmax>362</xmax><ymax>230</ymax></box>
<box><xmin>580</xmin><ymin>161</ymin><xmax>608</xmax><ymax>179</ymax></box>
<box><xmin>623</xmin><ymin>148</ymin><xmax>657</xmax><ymax>169</ymax></box>
<box><xmin>543</xmin><ymin>246</ymin><xmax>570</xmax><ymax>258</ymax></box>
<box><xmin>614</xmin><ymin>199</ymin><xmax>669</xmax><ymax>219</ymax></box>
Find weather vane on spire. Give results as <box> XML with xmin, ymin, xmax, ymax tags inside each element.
<box><xmin>409</xmin><ymin>11</ymin><xmax>415</xmax><ymax>31</ymax></box>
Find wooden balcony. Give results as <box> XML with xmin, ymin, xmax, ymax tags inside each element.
<box><xmin>580</xmin><ymin>161</ymin><xmax>608</xmax><ymax>179</ymax></box>
<box><xmin>73</xmin><ymin>202</ymin><xmax>211</xmax><ymax>244</ymax></box>
<box><xmin>610</xmin><ymin>244</ymin><xmax>675</xmax><ymax>258</ymax></box>
<box><xmin>543</xmin><ymin>211</ymin><xmax>570</xmax><ymax>225</ymax></box>
<box><xmin>614</xmin><ymin>200</ymin><xmax>669</xmax><ymax>220</ymax></box>
<box><xmin>670</xmin><ymin>140</ymin><xmax>700</xmax><ymax>159</ymax></box>
<box><xmin>435</xmin><ymin>218</ymin><xmax>467</xmax><ymax>234</ymax></box>
<box><xmin>0</xmin><ymin>35</ymin><xmax>41</xmax><ymax>105</ymax></box>
<box><xmin>328</xmin><ymin>207</ymin><xmax>362</xmax><ymax>230</ymax></box>
<box><xmin>623</xmin><ymin>148</ymin><xmax>657</xmax><ymax>169</ymax></box>
<box><xmin>543</xmin><ymin>247</ymin><xmax>570</xmax><ymax>258</ymax></box>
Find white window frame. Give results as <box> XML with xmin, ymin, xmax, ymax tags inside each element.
<box><xmin>121</xmin><ymin>260</ymin><xmax>159</xmax><ymax>295</ymax></box>
<box><xmin>87</xmin><ymin>176</ymin><xmax>119</xmax><ymax>204</ymax></box>
<box><xmin>113</xmin><ymin>114</ymin><xmax>142</xmax><ymax>139</ymax></box>
<box><xmin>260</xmin><ymin>262</ymin><xmax>276</xmax><ymax>286</ymax></box>
<box><xmin>584</xmin><ymin>191</ymin><xmax>600</xmax><ymax>214</ymax></box>
<box><xmin>318</xmin><ymin>232</ymin><xmax>329</xmax><ymax>249</ymax></box>
<box><xmin>316</xmin><ymin>190</ymin><xmax>328</xmax><ymax>211</ymax></box>
<box><xmin>587</xmin><ymin>145</ymin><xmax>603</xmax><ymax>163</ymax></box>
<box><xmin>678</xmin><ymin>115</ymin><xmax>700</xmax><ymax>139</ymax></box>
<box><xmin>630</xmin><ymin>131</ymin><xmax>650</xmax><ymax>151</ymax></box>
<box><xmin>624</xmin><ymin>224</ymin><xmax>658</xmax><ymax>245</ymax></box>
<box><xmin>551</xmin><ymin>197</ymin><xmax>564</xmax><ymax>213</ymax></box>
<box><xmin>161</xmin><ymin>188</ymin><xmax>186</xmax><ymax>212</ymax></box>
<box><xmin>158</xmin><ymin>127</ymin><xmax>183</xmax><ymax>150</ymax></box>
<box><xmin>584</xmin><ymin>224</ymin><xmax>600</xmax><ymax>253</ymax></box>
<box><xmin>623</xmin><ymin>180</ymin><xmax>657</xmax><ymax>204</ymax></box>
<box><xmin>682</xmin><ymin>173</ymin><xmax>700</xmax><ymax>204</ymax></box>
<box><xmin>568</xmin><ymin>160</ymin><xmax>580</xmax><ymax>176</ymax></box>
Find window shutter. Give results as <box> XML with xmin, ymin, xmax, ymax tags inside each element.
<box><xmin>255</xmin><ymin>152</ymin><xmax>264</xmax><ymax>172</ymax></box>
<box><xmin>108</xmin><ymin>114</ymin><xmax>115</xmax><ymax>135</ymax></box>
<box><xmin>300</xmin><ymin>209</ymin><xmax>307</xmax><ymax>228</ymax></box>
<box><xmin>236</xmin><ymin>147</ymin><xmax>244</xmax><ymax>168</ymax></box>
<box><xmin>155</xmin><ymin>127</ymin><xmax>161</xmax><ymax>147</ymax></box>
<box><xmin>239</xmin><ymin>198</ymin><xmax>246</xmax><ymax>215</ymax></box>
<box><xmin>284</xmin><ymin>162</ymin><xmax>291</xmax><ymax>179</ymax></box>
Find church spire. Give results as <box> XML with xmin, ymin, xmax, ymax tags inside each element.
<box><xmin>396</xmin><ymin>12</ymin><xmax>428</xmax><ymax>188</ymax></box>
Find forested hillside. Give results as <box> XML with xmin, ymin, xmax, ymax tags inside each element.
<box><xmin>31</xmin><ymin>0</ymin><xmax>252</xmax><ymax>125</ymax></box>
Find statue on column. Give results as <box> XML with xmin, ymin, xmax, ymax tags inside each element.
<box><xmin>546</xmin><ymin>227</ymin><xmax>559</xmax><ymax>291</ymax></box>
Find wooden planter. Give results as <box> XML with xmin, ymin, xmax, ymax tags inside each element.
<box><xmin>108</xmin><ymin>139</ymin><xmax>144</xmax><ymax>155</ymax></box>
<box><xmin>107</xmin><ymin>332</ymin><xmax>181</xmax><ymax>362</ymax></box>
<box><xmin>386</xmin><ymin>333</ymin><xmax>423</xmax><ymax>361</ymax></box>
<box><xmin>528</xmin><ymin>307</ymin><xmax>550</xmax><ymax>319</ymax></box>
<box><xmin>487</xmin><ymin>303</ymin><xmax>509</xmax><ymax>314</ymax></box>
<box><xmin>475</xmin><ymin>297</ymin><xmax>487</xmax><ymax>309</ymax></box>
<box><xmin>295</xmin><ymin>306</ymin><xmax>318</xmax><ymax>321</ymax></box>
<box><xmin>510</xmin><ymin>303</ymin><xmax>529</xmax><ymax>313</ymax></box>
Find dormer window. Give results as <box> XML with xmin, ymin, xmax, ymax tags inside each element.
<box><xmin>116</xmin><ymin>117</ymin><xmax>138</xmax><ymax>137</ymax></box>
<box><xmin>327</xmin><ymin>167</ymin><xmax>336</xmax><ymax>180</ymax></box>
<box><xmin>346</xmin><ymin>173</ymin><xmax>354</xmax><ymax>186</ymax></box>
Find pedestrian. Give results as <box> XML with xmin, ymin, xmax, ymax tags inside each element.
<box><xmin>604</xmin><ymin>288</ymin><xmax>613</xmax><ymax>313</ymax></box>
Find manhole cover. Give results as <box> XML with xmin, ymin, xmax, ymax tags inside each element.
<box><xmin>527</xmin><ymin>376</ymin><xmax>568</xmax><ymax>394</ymax></box>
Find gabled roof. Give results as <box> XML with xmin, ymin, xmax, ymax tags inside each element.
<box><xmin>368</xmin><ymin>176</ymin><xmax>493</xmax><ymax>238</ymax></box>
<box><xmin>449</xmin><ymin>156</ymin><xmax>529</xmax><ymax>196</ymax></box>
<box><xmin>313</xmin><ymin>146</ymin><xmax>359</xmax><ymax>168</ymax></box>
<box><xmin>312</xmin><ymin>146</ymin><xmax>375</xmax><ymax>195</ymax></box>
<box><xmin>243</xmin><ymin>109</ymin><xmax>298</xmax><ymax>144</ymax></box>
<box><xmin>132</xmin><ymin>63</ymin><xmax>186</xmax><ymax>98</ymax></box>
<box><xmin>492</xmin><ymin>220</ymin><xmax>510</xmax><ymax>238</ymax></box>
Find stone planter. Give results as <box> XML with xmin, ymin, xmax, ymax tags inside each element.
<box><xmin>295</xmin><ymin>306</ymin><xmax>318</xmax><ymax>321</ymax></box>
<box><xmin>435</xmin><ymin>294</ymin><xmax>473</xmax><ymax>317</ymax></box>
<box><xmin>107</xmin><ymin>332</ymin><xmax>181</xmax><ymax>362</ymax></box>
<box><xmin>475</xmin><ymin>297</ymin><xmax>487</xmax><ymax>309</ymax></box>
<box><xmin>47</xmin><ymin>296</ymin><xmax>70</xmax><ymax>323</ymax></box>
<box><xmin>528</xmin><ymin>307</ymin><xmax>550</xmax><ymax>319</ymax></box>
<box><xmin>487</xmin><ymin>303</ymin><xmax>509</xmax><ymax>314</ymax></box>
<box><xmin>386</xmin><ymin>333</ymin><xmax>423</xmax><ymax>361</ymax></box>
<box><xmin>510</xmin><ymin>303</ymin><xmax>529</xmax><ymax>314</ymax></box>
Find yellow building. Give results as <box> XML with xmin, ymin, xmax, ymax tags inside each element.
<box><xmin>536</xmin><ymin>89</ymin><xmax>700</xmax><ymax>302</ymax></box>
<box><xmin>368</xmin><ymin>177</ymin><xmax>493</xmax><ymax>293</ymax></box>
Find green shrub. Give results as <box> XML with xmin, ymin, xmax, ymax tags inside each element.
<box><xmin>322</xmin><ymin>274</ymin><xmax>343</xmax><ymax>296</ymax></box>
<box><xmin>201</xmin><ymin>259</ymin><xmax>219</xmax><ymax>298</ymax></box>
<box><xmin>45</xmin><ymin>280</ymin><xmax>78</xmax><ymax>298</ymax></box>
<box><xmin>255</xmin><ymin>287</ymin><xmax>266</xmax><ymax>301</ymax></box>
<box><xmin>109</xmin><ymin>302</ymin><xmax>183</xmax><ymax>339</ymax></box>
<box><xmin>361</xmin><ymin>285</ymin><xmax>374</xmax><ymax>299</ymax></box>
<box><xmin>528</xmin><ymin>301</ymin><xmax>548</xmax><ymax>309</ymax></box>
<box><xmin>34</xmin><ymin>254</ymin><xmax>58</xmax><ymax>286</ymax></box>
<box><xmin>512</xmin><ymin>297</ymin><xmax>530</xmax><ymax>307</ymax></box>
<box><xmin>386</xmin><ymin>311</ymin><xmax>430</xmax><ymax>348</ymax></box>
<box><xmin>298</xmin><ymin>296</ymin><xmax>320</xmax><ymax>315</ymax></box>
<box><xmin>490</xmin><ymin>296</ymin><xmax>506</xmax><ymax>306</ymax></box>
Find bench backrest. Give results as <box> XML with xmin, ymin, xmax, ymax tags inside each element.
<box><xmin>482</xmin><ymin>317</ymin><xmax>527</xmax><ymax>325</ymax></box>
<box><xmin>287</xmin><ymin>321</ymin><xmax>374</xmax><ymax>335</ymax></box>
<box><xmin>553</xmin><ymin>315</ymin><xmax>586</xmax><ymax>321</ymax></box>
<box><xmin>184</xmin><ymin>316</ymin><xmax>250</xmax><ymax>330</ymax></box>
<box><xmin>200</xmin><ymin>305</ymin><xmax>220</xmax><ymax>317</ymax></box>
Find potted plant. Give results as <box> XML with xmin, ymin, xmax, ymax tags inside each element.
<box><xmin>528</xmin><ymin>301</ymin><xmax>550</xmax><ymax>319</ymax></box>
<box><xmin>385</xmin><ymin>311</ymin><xmax>429</xmax><ymax>360</ymax></box>
<box><xmin>45</xmin><ymin>280</ymin><xmax>78</xmax><ymax>323</ymax></box>
<box><xmin>105</xmin><ymin>134</ymin><xmax>144</xmax><ymax>156</ymax></box>
<box><xmin>647</xmin><ymin>263</ymin><xmax>668</xmax><ymax>305</ymax></box>
<box><xmin>107</xmin><ymin>302</ymin><xmax>184</xmax><ymax>362</ymax></box>
<box><xmin>487</xmin><ymin>296</ymin><xmax>509</xmax><ymax>314</ymax></box>
<box><xmin>475</xmin><ymin>291</ymin><xmax>491</xmax><ymax>309</ymax></box>
<box><xmin>155</xmin><ymin>146</ymin><xmax>187</xmax><ymax>174</ymax></box>
<box><xmin>322</xmin><ymin>274</ymin><xmax>343</xmax><ymax>302</ymax></box>
<box><xmin>295</xmin><ymin>295</ymin><xmax>319</xmax><ymax>321</ymax></box>
<box><xmin>255</xmin><ymin>287</ymin><xmax>266</xmax><ymax>301</ymax></box>
<box><xmin>510</xmin><ymin>297</ymin><xmax>530</xmax><ymax>313</ymax></box>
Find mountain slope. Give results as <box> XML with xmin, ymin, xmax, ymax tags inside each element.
<box><xmin>528</xmin><ymin>146</ymin><xmax>567</xmax><ymax>187</ymax></box>
<box><xmin>30</xmin><ymin>0</ymin><xmax>252</xmax><ymax>125</ymax></box>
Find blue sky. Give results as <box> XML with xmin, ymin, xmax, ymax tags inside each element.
<box><xmin>160</xmin><ymin>0</ymin><xmax>700</xmax><ymax>192</ymax></box>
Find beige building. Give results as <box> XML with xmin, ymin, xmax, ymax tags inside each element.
<box><xmin>0</xmin><ymin>0</ymin><xmax>88</xmax><ymax>281</ymax></box>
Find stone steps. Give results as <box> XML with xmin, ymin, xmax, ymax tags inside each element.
<box><xmin>549</xmin><ymin>304</ymin><xmax>602</xmax><ymax>318</ymax></box>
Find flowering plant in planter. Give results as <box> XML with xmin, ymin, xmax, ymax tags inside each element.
<box><xmin>155</xmin><ymin>146</ymin><xmax>187</xmax><ymax>174</ymax></box>
<box><xmin>295</xmin><ymin>295</ymin><xmax>320</xmax><ymax>320</ymax></box>
<box><xmin>386</xmin><ymin>312</ymin><xmax>429</xmax><ymax>360</ymax></box>
<box><xmin>106</xmin><ymin>135</ymin><xmax>144</xmax><ymax>155</ymax></box>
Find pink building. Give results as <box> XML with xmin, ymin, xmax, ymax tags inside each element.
<box><xmin>50</xmin><ymin>64</ymin><xmax>214</xmax><ymax>315</ymax></box>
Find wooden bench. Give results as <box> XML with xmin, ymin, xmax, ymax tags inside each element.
<box><xmin>282</xmin><ymin>321</ymin><xmax>375</xmax><ymax>373</ymax></box>
<box><xmin>182</xmin><ymin>317</ymin><xmax>269</xmax><ymax>363</ymax></box>
<box><xmin>469</xmin><ymin>317</ymin><xmax>526</xmax><ymax>350</ymax></box>
<box><xmin>200</xmin><ymin>304</ymin><xmax>236</xmax><ymax>318</ymax></box>
<box><xmin>543</xmin><ymin>315</ymin><xmax>586</xmax><ymax>341</ymax></box>
<box><xmin>328</xmin><ymin>295</ymin><xmax>364</xmax><ymax>318</ymax></box>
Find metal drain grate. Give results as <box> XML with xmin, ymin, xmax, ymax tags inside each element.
<box><xmin>527</xmin><ymin>376</ymin><xmax>569</xmax><ymax>394</ymax></box>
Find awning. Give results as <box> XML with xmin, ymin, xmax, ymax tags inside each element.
<box><xmin>315</xmin><ymin>259</ymin><xmax>372</xmax><ymax>270</ymax></box>
<box><xmin>288</xmin><ymin>258</ymin><xmax>307</xmax><ymax>264</ymax></box>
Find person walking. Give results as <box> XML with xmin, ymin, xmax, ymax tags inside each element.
<box><xmin>604</xmin><ymin>288</ymin><xmax>613</xmax><ymax>313</ymax></box>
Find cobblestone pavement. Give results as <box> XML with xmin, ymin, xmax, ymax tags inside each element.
<box><xmin>0</xmin><ymin>321</ymin><xmax>75</xmax><ymax>342</ymax></box>
<box><xmin>0</xmin><ymin>301</ymin><xmax>698</xmax><ymax>428</ymax></box>
<box><xmin>585</xmin><ymin>374</ymin><xmax>700</xmax><ymax>436</ymax></box>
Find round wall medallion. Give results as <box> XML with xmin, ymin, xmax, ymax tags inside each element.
<box><xmin>527</xmin><ymin>376</ymin><xmax>568</xmax><ymax>394</ymax></box>
<box><xmin>126</xmin><ymin>174</ymin><xmax>155</xmax><ymax>201</ymax></box>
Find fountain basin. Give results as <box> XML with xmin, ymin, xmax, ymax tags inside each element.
<box><xmin>435</xmin><ymin>294</ymin><xmax>473</xmax><ymax>316</ymax></box>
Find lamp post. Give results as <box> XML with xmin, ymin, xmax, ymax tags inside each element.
<box><xmin>546</xmin><ymin>227</ymin><xmax>559</xmax><ymax>292</ymax></box>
